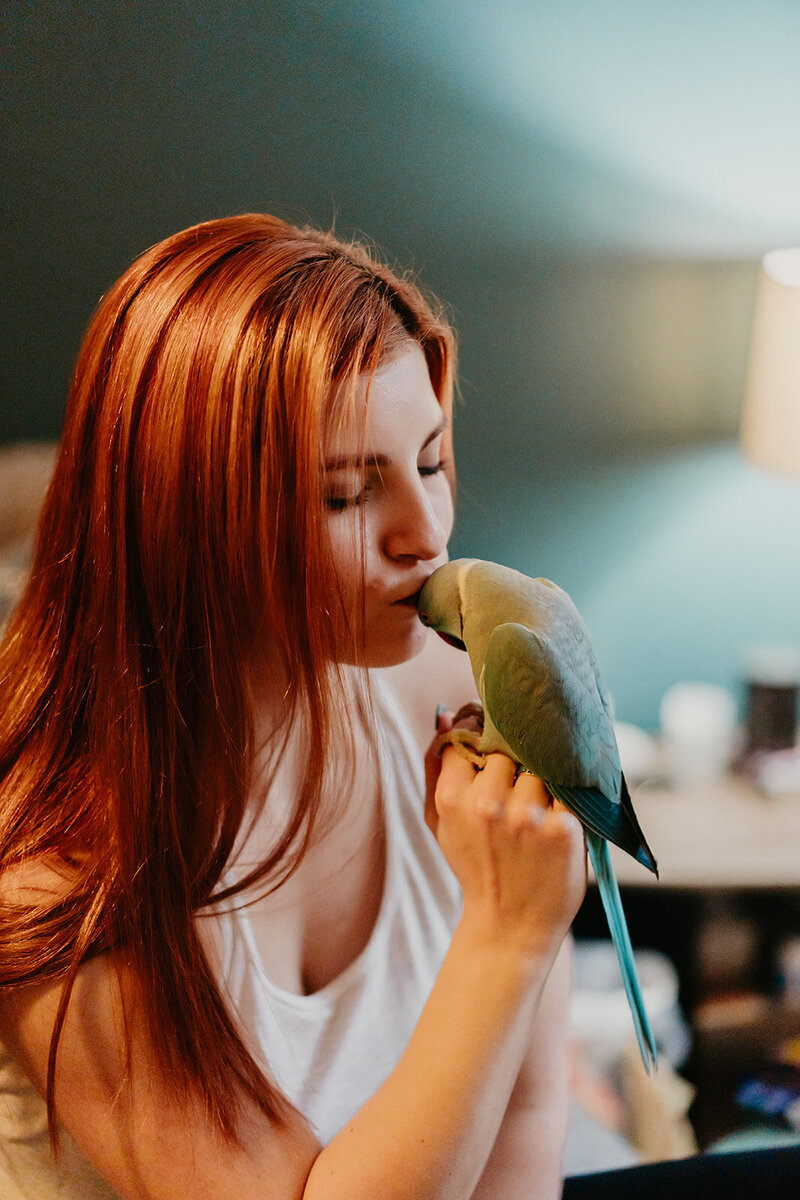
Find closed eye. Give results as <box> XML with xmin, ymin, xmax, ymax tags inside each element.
<box><xmin>418</xmin><ymin>460</ymin><xmax>447</xmax><ymax>477</ymax></box>
<box><xmin>325</xmin><ymin>488</ymin><xmax>371</xmax><ymax>512</ymax></box>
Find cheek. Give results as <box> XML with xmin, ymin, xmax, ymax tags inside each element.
<box><xmin>326</xmin><ymin>516</ymin><xmax>366</xmax><ymax>598</ymax></box>
<box><xmin>433</xmin><ymin>482</ymin><xmax>455</xmax><ymax>541</ymax></box>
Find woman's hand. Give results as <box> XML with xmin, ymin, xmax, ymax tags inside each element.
<box><xmin>424</xmin><ymin>707</ymin><xmax>586</xmax><ymax>968</ymax></box>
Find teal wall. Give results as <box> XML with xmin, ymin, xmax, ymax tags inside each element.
<box><xmin>4</xmin><ymin>1</ymin><xmax>800</xmax><ymax>727</ymax></box>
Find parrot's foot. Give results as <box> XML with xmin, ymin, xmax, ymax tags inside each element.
<box><xmin>434</xmin><ymin>727</ymin><xmax>487</xmax><ymax>769</ymax></box>
<box><xmin>452</xmin><ymin>701</ymin><xmax>485</xmax><ymax>726</ymax></box>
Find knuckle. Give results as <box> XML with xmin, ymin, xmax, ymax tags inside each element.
<box><xmin>503</xmin><ymin>797</ymin><xmax>529</xmax><ymax>834</ymax></box>
<box><xmin>516</xmin><ymin>768</ymin><xmax>547</xmax><ymax>793</ymax></box>
<box><xmin>434</xmin><ymin>781</ymin><xmax>460</xmax><ymax>813</ymax></box>
<box><xmin>525</xmin><ymin>804</ymin><xmax>545</xmax><ymax>829</ymax></box>
<box><xmin>474</xmin><ymin>784</ymin><xmax>503</xmax><ymax>820</ymax></box>
<box><xmin>506</xmin><ymin>802</ymin><xmax>526</xmax><ymax>830</ymax></box>
<box><xmin>534</xmin><ymin>779</ymin><xmax>553</xmax><ymax>804</ymax></box>
<box><xmin>547</xmin><ymin>810</ymin><xmax>583</xmax><ymax>850</ymax></box>
<box><xmin>475</xmin><ymin>802</ymin><xmax>500</xmax><ymax>826</ymax></box>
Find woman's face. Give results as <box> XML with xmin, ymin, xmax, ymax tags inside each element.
<box><xmin>324</xmin><ymin>342</ymin><xmax>453</xmax><ymax>667</ymax></box>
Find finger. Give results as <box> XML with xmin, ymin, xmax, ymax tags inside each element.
<box><xmin>450</xmin><ymin>714</ymin><xmax>483</xmax><ymax>736</ymax></box>
<box><xmin>504</xmin><ymin>785</ymin><xmax>546</xmax><ymax>833</ymax></box>
<box><xmin>438</xmin><ymin>741</ymin><xmax>482</xmax><ymax>783</ymax></box>
<box><xmin>435</xmin><ymin>705</ymin><xmax>455</xmax><ymax>736</ymax></box>
<box><xmin>423</xmin><ymin>708</ymin><xmax>455</xmax><ymax>832</ymax></box>
<box><xmin>479</xmin><ymin>752</ymin><xmax>518</xmax><ymax>786</ymax></box>
<box><xmin>453</xmin><ymin>700</ymin><xmax>483</xmax><ymax>721</ymax></box>
<box><xmin>512</xmin><ymin>770</ymin><xmax>553</xmax><ymax>807</ymax></box>
<box><xmin>423</xmin><ymin>747</ymin><xmax>442</xmax><ymax>833</ymax></box>
<box><xmin>470</xmin><ymin>752</ymin><xmax>517</xmax><ymax>819</ymax></box>
<box><xmin>546</xmin><ymin>807</ymin><xmax>588</xmax><ymax>865</ymax></box>
<box><xmin>544</xmin><ymin>802</ymin><xmax>586</xmax><ymax>852</ymax></box>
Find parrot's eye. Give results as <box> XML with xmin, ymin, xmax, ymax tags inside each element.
<box><xmin>419</xmin><ymin>611</ymin><xmax>430</xmax><ymax>625</ymax></box>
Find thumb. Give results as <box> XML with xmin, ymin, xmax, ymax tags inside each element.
<box><xmin>423</xmin><ymin>706</ymin><xmax>454</xmax><ymax>834</ymax></box>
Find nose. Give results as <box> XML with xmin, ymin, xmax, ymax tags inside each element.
<box><xmin>383</xmin><ymin>480</ymin><xmax>450</xmax><ymax>563</ymax></box>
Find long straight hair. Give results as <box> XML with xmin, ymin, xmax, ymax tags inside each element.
<box><xmin>0</xmin><ymin>213</ymin><xmax>455</xmax><ymax>1140</ymax></box>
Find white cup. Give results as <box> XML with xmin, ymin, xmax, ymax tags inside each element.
<box><xmin>659</xmin><ymin>682</ymin><xmax>737</xmax><ymax>781</ymax></box>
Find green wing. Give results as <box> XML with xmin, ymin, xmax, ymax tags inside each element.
<box><xmin>481</xmin><ymin>621</ymin><xmax>657</xmax><ymax>870</ymax></box>
<box><xmin>481</xmin><ymin>621</ymin><xmax>613</xmax><ymax>786</ymax></box>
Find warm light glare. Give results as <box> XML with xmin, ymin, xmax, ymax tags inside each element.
<box><xmin>764</xmin><ymin>247</ymin><xmax>800</xmax><ymax>288</ymax></box>
<box><xmin>740</xmin><ymin>248</ymin><xmax>800</xmax><ymax>477</ymax></box>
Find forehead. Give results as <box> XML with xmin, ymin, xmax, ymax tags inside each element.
<box><xmin>326</xmin><ymin>343</ymin><xmax>441</xmax><ymax>454</ymax></box>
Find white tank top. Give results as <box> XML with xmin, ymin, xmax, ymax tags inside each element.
<box><xmin>0</xmin><ymin>670</ymin><xmax>462</xmax><ymax>1193</ymax></box>
<box><xmin>216</xmin><ymin>668</ymin><xmax>463</xmax><ymax>1143</ymax></box>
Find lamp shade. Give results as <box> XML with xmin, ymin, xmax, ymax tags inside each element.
<box><xmin>740</xmin><ymin>248</ymin><xmax>800</xmax><ymax>477</ymax></box>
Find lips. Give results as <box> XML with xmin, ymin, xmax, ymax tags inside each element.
<box><xmin>393</xmin><ymin>589</ymin><xmax>422</xmax><ymax>608</ymax></box>
<box><xmin>392</xmin><ymin>578</ymin><xmax>432</xmax><ymax>608</ymax></box>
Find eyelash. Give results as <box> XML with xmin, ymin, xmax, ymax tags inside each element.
<box><xmin>325</xmin><ymin>494</ymin><xmax>365</xmax><ymax>512</ymax></box>
<box><xmin>325</xmin><ymin>460</ymin><xmax>448</xmax><ymax>512</ymax></box>
<box><xmin>418</xmin><ymin>460</ymin><xmax>447</xmax><ymax>477</ymax></box>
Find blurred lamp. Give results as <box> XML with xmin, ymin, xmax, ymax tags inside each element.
<box><xmin>740</xmin><ymin>248</ymin><xmax>800</xmax><ymax>476</ymax></box>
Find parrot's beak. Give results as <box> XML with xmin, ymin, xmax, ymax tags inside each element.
<box><xmin>433</xmin><ymin>630</ymin><xmax>467</xmax><ymax>652</ymax></box>
<box><xmin>417</xmin><ymin>586</ymin><xmax>467</xmax><ymax>650</ymax></box>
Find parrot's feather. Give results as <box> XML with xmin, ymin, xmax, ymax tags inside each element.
<box><xmin>481</xmin><ymin>622</ymin><xmax>606</xmax><ymax>787</ymax></box>
<box><xmin>482</xmin><ymin>622</ymin><xmax>657</xmax><ymax>871</ymax></box>
<box><xmin>585</xmin><ymin>830</ymin><xmax>658</xmax><ymax>1074</ymax></box>
<box><xmin>617</xmin><ymin>774</ymin><xmax>658</xmax><ymax>876</ymax></box>
<box><xmin>547</xmin><ymin>781</ymin><xmax>656</xmax><ymax>873</ymax></box>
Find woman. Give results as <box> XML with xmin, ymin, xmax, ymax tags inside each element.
<box><xmin>0</xmin><ymin>214</ymin><xmax>586</xmax><ymax>1199</ymax></box>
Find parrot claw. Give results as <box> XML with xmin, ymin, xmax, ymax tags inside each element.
<box><xmin>452</xmin><ymin>701</ymin><xmax>485</xmax><ymax>726</ymax></box>
<box><xmin>435</xmin><ymin>727</ymin><xmax>487</xmax><ymax>768</ymax></box>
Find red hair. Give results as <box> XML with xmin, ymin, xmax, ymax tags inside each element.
<box><xmin>0</xmin><ymin>213</ymin><xmax>455</xmax><ymax>1140</ymax></box>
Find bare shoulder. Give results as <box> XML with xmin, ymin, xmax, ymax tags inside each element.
<box><xmin>381</xmin><ymin>629</ymin><xmax>478</xmax><ymax>758</ymax></box>
<box><xmin>0</xmin><ymin>888</ymin><xmax>321</xmax><ymax>1199</ymax></box>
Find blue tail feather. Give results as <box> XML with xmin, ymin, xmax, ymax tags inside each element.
<box><xmin>585</xmin><ymin>830</ymin><xmax>658</xmax><ymax>1074</ymax></box>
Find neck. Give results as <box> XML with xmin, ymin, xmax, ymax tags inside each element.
<box><xmin>244</xmin><ymin>662</ymin><xmax>374</xmax><ymax>859</ymax></box>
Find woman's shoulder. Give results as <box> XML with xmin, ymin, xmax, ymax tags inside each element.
<box><xmin>380</xmin><ymin>630</ymin><xmax>477</xmax><ymax>758</ymax></box>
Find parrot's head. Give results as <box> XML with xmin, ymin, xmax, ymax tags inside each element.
<box><xmin>417</xmin><ymin>560</ymin><xmax>476</xmax><ymax>652</ymax></box>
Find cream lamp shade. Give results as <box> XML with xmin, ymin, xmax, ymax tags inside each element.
<box><xmin>740</xmin><ymin>248</ymin><xmax>800</xmax><ymax>476</ymax></box>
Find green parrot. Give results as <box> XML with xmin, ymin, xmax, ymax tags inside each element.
<box><xmin>418</xmin><ymin>558</ymin><xmax>658</xmax><ymax>1073</ymax></box>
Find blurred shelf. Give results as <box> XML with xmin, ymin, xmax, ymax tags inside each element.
<box><xmin>602</xmin><ymin>773</ymin><xmax>800</xmax><ymax>890</ymax></box>
<box><xmin>686</xmin><ymin>996</ymin><xmax>800</xmax><ymax>1149</ymax></box>
<box><xmin>581</xmin><ymin>772</ymin><xmax>800</xmax><ymax>1149</ymax></box>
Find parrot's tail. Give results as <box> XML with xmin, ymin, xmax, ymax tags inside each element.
<box><xmin>585</xmin><ymin>830</ymin><xmax>658</xmax><ymax>1075</ymax></box>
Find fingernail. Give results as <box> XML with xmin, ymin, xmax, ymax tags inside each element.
<box><xmin>435</xmin><ymin>704</ymin><xmax>448</xmax><ymax>731</ymax></box>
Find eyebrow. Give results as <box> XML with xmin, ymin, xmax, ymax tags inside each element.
<box><xmin>323</xmin><ymin>416</ymin><xmax>448</xmax><ymax>472</ymax></box>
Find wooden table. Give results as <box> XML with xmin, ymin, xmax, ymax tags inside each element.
<box><xmin>606</xmin><ymin>774</ymin><xmax>800</xmax><ymax>890</ymax></box>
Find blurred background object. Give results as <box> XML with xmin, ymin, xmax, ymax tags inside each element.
<box><xmin>740</xmin><ymin>248</ymin><xmax>800</xmax><ymax>478</ymax></box>
<box><xmin>0</xmin><ymin>443</ymin><xmax>58</xmax><ymax>627</ymax></box>
<box><xmin>743</xmin><ymin>644</ymin><xmax>800</xmax><ymax>757</ymax></box>
<box><xmin>567</xmin><ymin>941</ymin><xmax>696</xmax><ymax>1174</ymax></box>
<box><xmin>659</xmin><ymin>682</ymin><xmax>738</xmax><ymax>782</ymax></box>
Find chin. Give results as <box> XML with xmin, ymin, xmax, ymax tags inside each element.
<box><xmin>360</xmin><ymin>622</ymin><xmax>429</xmax><ymax>669</ymax></box>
